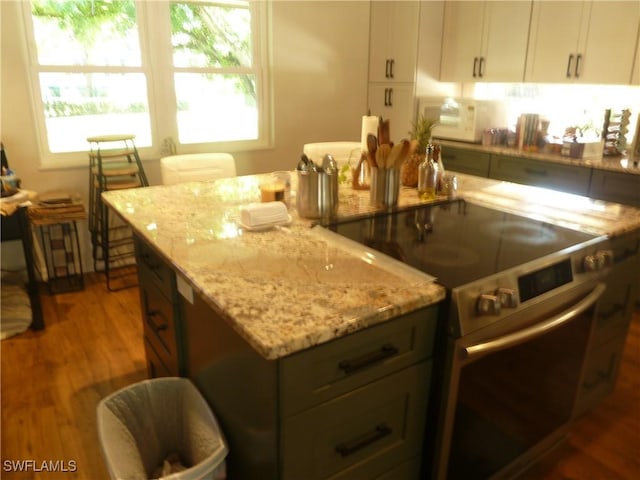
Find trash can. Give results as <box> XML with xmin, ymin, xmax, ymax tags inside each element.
<box><xmin>97</xmin><ymin>377</ymin><xmax>227</xmax><ymax>480</ymax></box>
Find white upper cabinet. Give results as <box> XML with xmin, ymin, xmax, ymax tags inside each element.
<box><xmin>440</xmin><ymin>1</ymin><xmax>532</xmax><ymax>82</ymax></box>
<box><xmin>368</xmin><ymin>1</ymin><xmax>420</xmax><ymax>83</ymax></box>
<box><xmin>526</xmin><ymin>1</ymin><xmax>640</xmax><ymax>84</ymax></box>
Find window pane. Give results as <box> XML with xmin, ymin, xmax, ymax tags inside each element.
<box><xmin>170</xmin><ymin>1</ymin><xmax>252</xmax><ymax>68</ymax></box>
<box><xmin>40</xmin><ymin>73</ymin><xmax>151</xmax><ymax>152</ymax></box>
<box><xmin>174</xmin><ymin>73</ymin><xmax>257</xmax><ymax>144</ymax></box>
<box><xmin>31</xmin><ymin>0</ymin><xmax>140</xmax><ymax>66</ymax></box>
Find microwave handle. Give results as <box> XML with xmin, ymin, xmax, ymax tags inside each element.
<box><xmin>464</xmin><ymin>283</ymin><xmax>606</xmax><ymax>359</ymax></box>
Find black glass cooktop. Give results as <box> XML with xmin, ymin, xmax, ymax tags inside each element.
<box><xmin>324</xmin><ymin>200</ymin><xmax>598</xmax><ymax>289</ymax></box>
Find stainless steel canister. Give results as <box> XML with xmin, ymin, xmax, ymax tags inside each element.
<box><xmin>370</xmin><ymin>167</ymin><xmax>400</xmax><ymax>208</ymax></box>
<box><xmin>296</xmin><ymin>168</ymin><xmax>339</xmax><ymax>218</ymax></box>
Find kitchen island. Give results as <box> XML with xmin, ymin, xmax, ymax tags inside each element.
<box><xmin>102</xmin><ymin>172</ymin><xmax>640</xmax><ymax>479</ymax></box>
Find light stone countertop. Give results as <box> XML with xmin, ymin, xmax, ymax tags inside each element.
<box><xmin>102</xmin><ymin>172</ymin><xmax>640</xmax><ymax>359</ymax></box>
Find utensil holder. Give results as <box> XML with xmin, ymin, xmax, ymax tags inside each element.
<box><xmin>370</xmin><ymin>167</ymin><xmax>400</xmax><ymax>208</ymax></box>
<box><xmin>297</xmin><ymin>169</ymin><xmax>339</xmax><ymax>218</ymax></box>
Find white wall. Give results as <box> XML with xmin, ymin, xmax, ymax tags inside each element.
<box><xmin>1</xmin><ymin>0</ymin><xmax>371</xmax><ymax>271</ymax></box>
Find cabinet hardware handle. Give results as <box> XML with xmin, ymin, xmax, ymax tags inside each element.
<box><xmin>335</xmin><ymin>423</ymin><xmax>392</xmax><ymax>457</ymax></box>
<box><xmin>389</xmin><ymin>58</ymin><xmax>395</xmax><ymax>79</ymax></box>
<box><xmin>598</xmin><ymin>302</ymin><xmax>625</xmax><ymax>321</ymax></box>
<box><xmin>614</xmin><ymin>246</ymin><xmax>639</xmax><ymax>263</ymax></box>
<box><xmin>387</xmin><ymin>87</ymin><xmax>393</xmax><ymax>106</ymax></box>
<box><xmin>566</xmin><ymin>54</ymin><xmax>574</xmax><ymax>78</ymax></box>
<box><xmin>473</xmin><ymin>57</ymin><xmax>478</xmax><ymax>77</ymax></box>
<box><xmin>147</xmin><ymin>310</ymin><xmax>168</xmax><ymax>331</ymax></box>
<box><xmin>478</xmin><ymin>57</ymin><xmax>485</xmax><ymax>77</ymax></box>
<box><xmin>338</xmin><ymin>343</ymin><xmax>399</xmax><ymax>374</ymax></box>
<box><xmin>385</xmin><ymin>59</ymin><xmax>390</xmax><ymax>78</ymax></box>
<box><xmin>524</xmin><ymin>167</ymin><xmax>547</xmax><ymax>176</ymax></box>
<box><xmin>383</xmin><ymin>88</ymin><xmax>388</xmax><ymax>106</ymax></box>
<box><xmin>582</xmin><ymin>354</ymin><xmax>617</xmax><ymax>390</ymax></box>
<box><xmin>575</xmin><ymin>54</ymin><xmax>582</xmax><ymax>78</ymax></box>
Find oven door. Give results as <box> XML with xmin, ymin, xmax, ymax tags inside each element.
<box><xmin>435</xmin><ymin>280</ymin><xmax>606</xmax><ymax>480</ymax></box>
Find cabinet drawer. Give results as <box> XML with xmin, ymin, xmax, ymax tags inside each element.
<box><xmin>440</xmin><ymin>147</ymin><xmax>491</xmax><ymax>177</ymax></box>
<box><xmin>140</xmin><ymin>269</ymin><xmax>179</xmax><ymax>372</ymax></box>
<box><xmin>144</xmin><ymin>337</ymin><xmax>178</xmax><ymax>377</ymax></box>
<box><xmin>575</xmin><ymin>333</ymin><xmax>626</xmax><ymax>417</ymax></box>
<box><xmin>281</xmin><ymin>361</ymin><xmax>431</xmax><ymax>480</ymax></box>
<box><xmin>280</xmin><ymin>307</ymin><xmax>437</xmax><ymax>417</ymax></box>
<box><xmin>135</xmin><ymin>236</ymin><xmax>174</xmax><ymax>299</ymax></box>
<box><xmin>489</xmin><ymin>155</ymin><xmax>591</xmax><ymax>195</ymax></box>
<box><xmin>589</xmin><ymin>170</ymin><xmax>640</xmax><ymax>207</ymax></box>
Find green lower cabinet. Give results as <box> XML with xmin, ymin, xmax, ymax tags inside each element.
<box><xmin>281</xmin><ymin>361</ymin><xmax>431</xmax><ymax>480</ymax></box>
<box><xmin>589</xmin><ymin>169</ymin><xmax>640</xmax><ymax>207</ymax></box>
<box><xmin>574</xmin><ymin>231</ymin><xmax>640</xmax><ymax>417</ymax></box>
<box><xmin>440</xmin><ymin>147</ymin><xmax>491</xmax><ymax>177</ymax></box>
<box><xmin>489</xmin><ymin>154</ymin><xmax>592</xmax><ymax>196</ymax></box>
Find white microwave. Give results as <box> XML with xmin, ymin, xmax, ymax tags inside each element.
<box><xmin>417</xmin><ymin>97</ymin><xmax>507</xmax><ymax>143</ymax></box>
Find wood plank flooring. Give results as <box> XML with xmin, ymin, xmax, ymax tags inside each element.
<box><xmin>1</xmin><ymin>273</ymin><xmax>639</xmax><ymax>479</ymax></box>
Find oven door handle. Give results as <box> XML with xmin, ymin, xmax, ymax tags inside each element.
<box><xmin>464</xmin><ymin>283</ymin><xmax>606</xmax><ymax>359</ymax></box>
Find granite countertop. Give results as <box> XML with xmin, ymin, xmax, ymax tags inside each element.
<box><xmin>102</xmin><ymin>172</ymin><xmax>640</xmax><ymax>360</ymax></box>
<box><xmin>439</xmin><ymin>140</ymin><xmax>640</xmax><ymax>175</ymax></box>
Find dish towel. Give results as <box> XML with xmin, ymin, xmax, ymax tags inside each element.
<box><xmin>240</xmin><ymin>202</ymin><xmax>289</xmax><ymax>227</ymax></box>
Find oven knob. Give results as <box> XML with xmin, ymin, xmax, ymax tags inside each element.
<box><xmin>476</xmin><ymin>294</ymin><xmax>501</xmax><ymax>316</ymax></box>
<box><xmin>496</xmin><ymin>288</ymin><xmax>518</xmax><ymax>308</ymax></box>
<box><xmin>583</xmin><ymin>249</ymin><xmax>614</xmax><ymax>272</ymax></box>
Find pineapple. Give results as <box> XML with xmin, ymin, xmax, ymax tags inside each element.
<box><xmin>401</xmin><ymin>116</ymin><xmax>438</xmax><ymax>187</ymax></box>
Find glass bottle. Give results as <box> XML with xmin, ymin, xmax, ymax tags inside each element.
<box><xmin>418</xmin><ymin>144</ymin><xmax>439</xmax><ymax>201</ymax></box>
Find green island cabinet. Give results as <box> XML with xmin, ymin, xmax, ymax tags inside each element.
<box><xmin>133</xmin><ymin>233</ymin><xmax>439</xmax><ymax>480</ymax></box>
<box><xmin>575</xmin><ymin>230</ymin><xmax>640</xmax><ymax>417</ymax></box>
<box><xmin>588</xmin><ymin>169</ymin><xmax>640</xmax><ymax>207</ymax></box>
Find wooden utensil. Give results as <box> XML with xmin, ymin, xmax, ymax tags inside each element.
<box><xmin>367</xmin><ymin>134</ymin><xmax>378</xmax><ymax>168</ymax></box>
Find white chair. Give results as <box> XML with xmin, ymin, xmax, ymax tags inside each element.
<box><xmin>160</xmin><ymin>153</ymin><xmax>236</xmax><ymax>185</ymax></box>
<box><xmin>302</xmin><ymin>142</ymin><xmax>362</xmax><ymax>168</ymax></box>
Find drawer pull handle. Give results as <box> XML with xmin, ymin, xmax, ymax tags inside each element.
<box><xmin>335</xmin><ymin>423</ymin><xmax>392</xmax><ymax>457</ymax></box>
<box><xmin>338</xmin><ymin>343</ymin><xmax>399</xmax><ymax>374</ymax></box>
<box><xmin>598</xmin><ymin>302</ymin><xmax>625</xmax><ymax>321</ymax></box>
<box><xmin>140</xmin><ymin>253</ymin><xmax>161</xmax><ymax>270</ymax></box>
<box><xmin>147</xmin><ymin>310</ymin><xmax>168</xmax><ymax>331</ymax></box>
<box><xmin>524</xmin><ymin>167</ymin><xmax>547</xmax><ymax>176</ymax></box>
<box><xmin>582</xmin><ymin>354</ymin><xmax>617</xmax><ymax>390</ymax></box>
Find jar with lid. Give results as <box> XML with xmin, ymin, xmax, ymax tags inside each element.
<box><xmin>417</xmin><ymin>144</ymin><xmax>439</xmax><ymax>201</ymax></box>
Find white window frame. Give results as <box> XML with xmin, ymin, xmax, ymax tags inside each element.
<box><xmin>21</xmin><ymin>0</ymin><xmax>272</xmax><ymax>170</ymax></box>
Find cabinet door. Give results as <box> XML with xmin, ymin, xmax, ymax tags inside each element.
<box><xmin>440</xmin><ymin>146</ymin><xmax>491</xmax><ymax>177</ymax></box>
<box><xmin>368</xmin><ymin>84</ymin><xmax>416</xmax><ymax>140</ymax></box>
<box><xmin>481</xmin><ymin>1</ymin><xmax>531</xmax><ymax>82</ymax></box>
<box><xmin>580</xmin><ymin>1</ymin><xmax>640</xmax><ymax>84</ymax></box>
<box><xmin>281</xmin><ymin>361</ymin><xmax>431</xmax><ymax>480</ymax></box>
<box><xmin>369</xmin><ymin>1</ymin><xmax>420</xmax><ymax>83</ymax></box>
<box><xmin>525</xmin><ymin>1</ymin><xmax>587</xmax><ymax>83</ymax></box>
<box><xmin>441</xmin><ymin>1</ymin><xmax>531</xmax><ymax>82</ymax></box>
<box><xmin>489</xmin><ymin>154</ymin><xmax>592</xmax><ymax>195</ymax></box>
<box><xmin>589</xmin><ymin>170</ymin><xmax>640</xmax><ymax>207</ymax></box>
<box><xmin>440</xmin><ymin>1</ymin><xmax>485</xmax><ymax>82</ymax></box>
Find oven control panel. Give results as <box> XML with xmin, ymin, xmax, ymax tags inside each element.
<box><xmin>452</xmin><ymin>243</ymin><xmax>611</xmax><ymax>337</ymax></box>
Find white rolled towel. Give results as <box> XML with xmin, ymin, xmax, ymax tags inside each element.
<box><xmin>240</xmin><ymin>202</ymin><xmax>289</xmax><ymax>227</ymax></box>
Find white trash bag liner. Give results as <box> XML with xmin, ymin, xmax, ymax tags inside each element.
<box><xmin>97</xmin><ymin>377</ymin><xmax>227</xmax><ymax>480</ymax></box>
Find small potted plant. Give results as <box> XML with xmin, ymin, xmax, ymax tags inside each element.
<box><xmin>401</xmin><ymin>115</ymin><xmax>438</xmax><ymax>187</ymax></box>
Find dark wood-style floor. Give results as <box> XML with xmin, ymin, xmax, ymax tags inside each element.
<box><xmin>1</xmin><ymin>273</ymin><xmax>639</xmax><ymax>479</ymax></box>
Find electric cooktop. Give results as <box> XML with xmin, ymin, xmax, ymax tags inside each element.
<box><xmin>323</xmin><ymin>200</ymin><xmax>600</xmax><ymax>290</ymax></box>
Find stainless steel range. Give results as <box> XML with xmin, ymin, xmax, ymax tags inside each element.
<box><xmin>324</xmin><ymin>199</ymin><xmax>612</xmax><ymax>479</ymax></box>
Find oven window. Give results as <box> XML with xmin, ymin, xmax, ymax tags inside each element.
<box><xmin>447</xmin><ymin>306</ymin><xmax>593</xmax><ymax>479</ymax></box>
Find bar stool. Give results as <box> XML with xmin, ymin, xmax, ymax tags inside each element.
<box><xmin>87</xmin><ymin>134</ymin><xmax>148</xmax><ymax>291</ymax></box>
